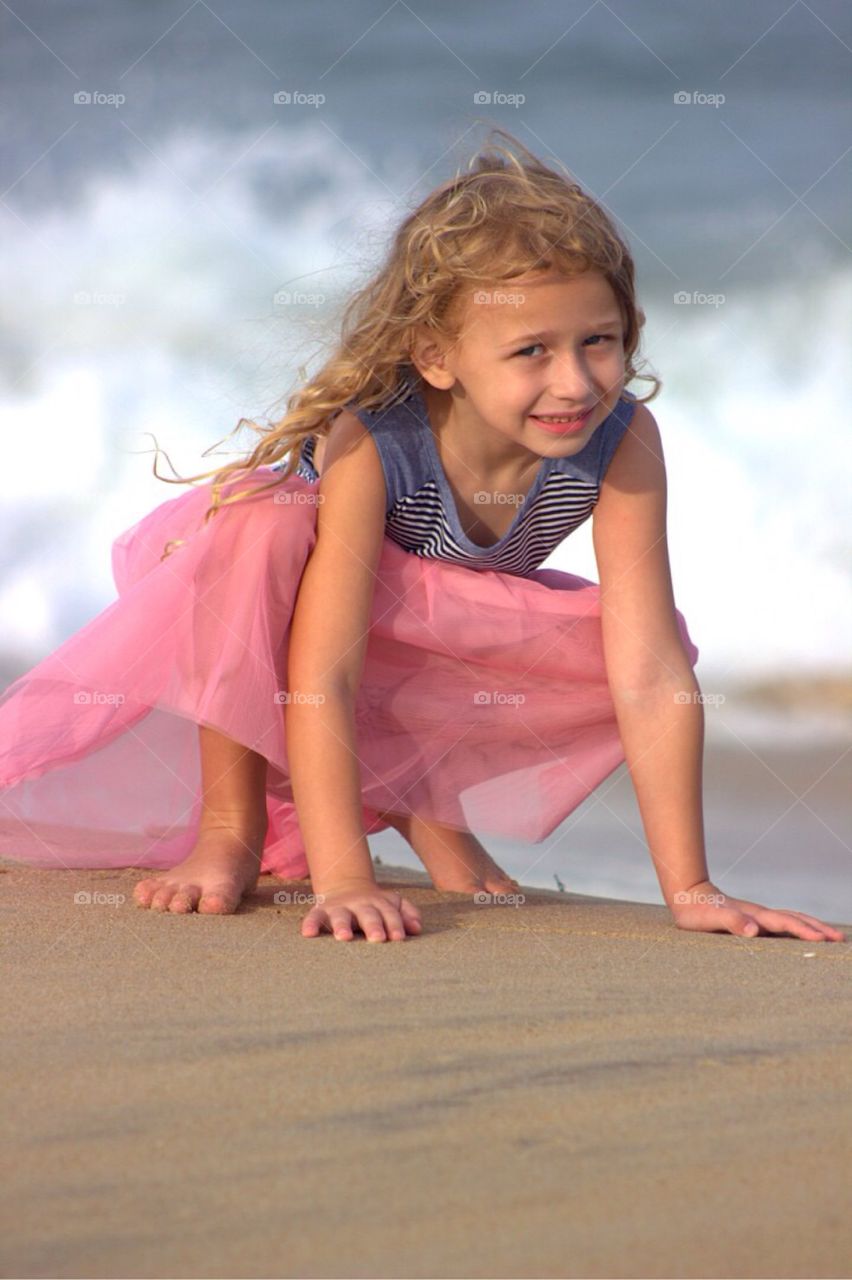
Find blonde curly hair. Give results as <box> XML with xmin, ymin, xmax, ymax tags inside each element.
<box><xmin>155</xmin><ymin>125</ymin><xmax>658</xmax><ymax>560</ymax></box>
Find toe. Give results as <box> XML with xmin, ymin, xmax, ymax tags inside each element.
<box><xmin>167</xmin><ymin>890</ymin><xmax>198</xmax><ymax>914</ymax></box>
<box><xmin>197</xmin><ymin>891</ymin><xmax>237</xmax><ymax>915</ymax></box>
<box><xmin>133</xmin><ymin>879</ymin><xmax>159</xmax><ymax>907</ymax></box>
<box><xmin>149</xmin><ymin>886</ymin><xmax>176</xmax><ymax>912</ymax></box>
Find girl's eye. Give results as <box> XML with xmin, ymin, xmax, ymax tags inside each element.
<box><xmin>515</xmin><ymin>335</ymin><xmax>616</xmax><ymax>357</ymax></box>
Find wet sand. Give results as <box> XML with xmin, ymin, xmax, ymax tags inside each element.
<box><xmin>2</xmin><ymin>859</ymin><xmax>850</xmax><ymax>1279</ymax></box>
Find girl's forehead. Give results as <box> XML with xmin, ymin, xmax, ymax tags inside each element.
<box><xmin>453</xmin><ymin>271</ymin><xmax>618</xmax><ymax>335</ymax></box>
<box><xmin>457</xmin><ymin>270</ymin><xmax>613</xmax><ymax>309</ymax></box>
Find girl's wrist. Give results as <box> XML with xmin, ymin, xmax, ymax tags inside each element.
<box><xmin>311</xmin><ymin>873</ymin><xmax>379</xmax><ymax>897</ymax></box>
<box><xmin>668</xmin><ymin>880</ymin><xmax>724</xmax><ymax>910</ymax></box>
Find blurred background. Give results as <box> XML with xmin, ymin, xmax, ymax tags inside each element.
<box><xmin>2</xmin><ymin>0</ymin><xmax>850</xmax><ymax>914</ymax></box>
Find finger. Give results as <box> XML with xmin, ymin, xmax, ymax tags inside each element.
<box><xmin>380</xmin><ymin>891</ymin><xmax>422</xmax><ymax>933</ymax></box>
<box><xmin>301</xmin><ymin>908</ymin><xmax>330</xmax><ymax>938</ymax></box>
<box><xmin>398</xmin><ymin>897</ymin><xmax>423</xmax><ymax>933</ymax></box>
<box><xmin>775</xmin><ymin>910</ymin><xmax>846</xmax><ymax>940</ymax></box>
<box><xmin>327</xmin><ymin>907</ymin><xmax>358</xmax><ymax>941</ymax></box>
<box><xmin>707</xmin><ymin>906</ymin><xmax>803</xmax><ymax>939</ymax></box>
<box><xmin>302</xmin><ymin>906</ymin><xmax>355</xmax><ymax>940</ymax></box>
<box><xmin>351</xmin><ymin>905</ymin><xmax>389</xmax><ymax>943</ymax></box>
<box><xmin>374</xmin><ymin>903</ymin><xmax>411</xmax><ymax>942</ymax></box>
<box><xmin>752</xmin><ymin>908</ymin><xmax>841</xmax><ymax>941</ymax></box>
<box><xmin>726</xmin><ymin>900</ymin><xmax>844</xmax><ymax>941</ymax></box>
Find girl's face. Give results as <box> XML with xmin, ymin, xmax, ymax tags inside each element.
<box><xmin>426</xmin><ymin>269</ymin><xmax>628</xmax><ymax>467</ymax></box>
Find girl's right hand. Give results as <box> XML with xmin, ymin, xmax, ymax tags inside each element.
<box><xmin>301</xmin><ymin>879</ymin><xmax>423</xmax><ymax>942</ymax></box>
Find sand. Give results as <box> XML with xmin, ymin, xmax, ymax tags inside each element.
<box><xmin>1</xmin><ymin>860</ymin><xmax>851</xmax><ymax>1280</ymax></box>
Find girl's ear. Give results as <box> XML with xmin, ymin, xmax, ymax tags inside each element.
<box><xmin>408</xmin><ymin>323</ymin><xmax>456</xmax><ymax>391</ymax></box>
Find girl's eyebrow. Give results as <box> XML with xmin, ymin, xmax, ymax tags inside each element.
<box><xmin>496</xmin><ymin>319</ymin><xmax>623</xmax><ymax>348</ymax></box>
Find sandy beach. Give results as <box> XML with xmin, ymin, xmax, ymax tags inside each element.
<box><xmin>2</xmin><ymin>859</ymin><xmax>850</xmax><ymax>1280</ymax></box>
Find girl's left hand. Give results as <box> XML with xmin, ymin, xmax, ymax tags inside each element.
<box><xmin>670</xmin><ymin>880</ymin><xmax>846</xmax><ymax>942</ymax></box>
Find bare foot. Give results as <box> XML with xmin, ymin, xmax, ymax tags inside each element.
<box><xmin>132</xmin><ymin>827</ymin><xmax>264</xmax><ymax>915</ymax></box>
<box><xmin>378</xmin><ymin>812</ymin><xmax>522</xmax><ymax>895</ymax></box>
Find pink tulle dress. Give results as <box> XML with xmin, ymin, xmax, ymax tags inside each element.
<box><xmin>0</xmin><ymin>381</ymin><xmax>698</xmax><ymax>879</ymax></box>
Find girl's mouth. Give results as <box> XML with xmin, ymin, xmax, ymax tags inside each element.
<box><xmin>529</xmin><ymin>408</ymin><xmax>594</xmax><ymax>435</ymax></box>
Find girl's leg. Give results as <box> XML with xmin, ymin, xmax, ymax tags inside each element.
<box><xmin>377</xmin><ymin>810</ymin><xmax>521</xmax><ymax>895</ymax></box>
<box><xmin>133</xmin><ymin>724</ymin><xmax>269</xmax><ymax>915</ymax></box>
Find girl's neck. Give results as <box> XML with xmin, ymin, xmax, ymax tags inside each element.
<box><xmin>419</xmin><ymin>381</ymin><xmax>542</xmax><ymax>488</ymax></box>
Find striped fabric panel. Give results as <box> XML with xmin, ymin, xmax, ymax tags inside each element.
<box><xmin>289</xmin><ymin>432</ymin><xmax>602</xmax><ymax>576</ymax></box>
<box><xmin>293</xmin><ymin>434</ymin><xmax>318</xmax><ymax>481</ymax></box>
<box><xmin>386</xmin><ymin>473</ymin><xmax>598</xmax><ymax>576</ymax></box>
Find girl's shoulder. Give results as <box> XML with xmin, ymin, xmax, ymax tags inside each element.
<box><xmin>310</xmin><ymin>407</ymin><xmax>367</xmax><ymax>479</ymax></box>
<box><xmin>296</xmin><ymin>405</ymin><xmax>389</xmax><ymax>592</ymax></box>
<box><xmin>339</xmin><ymin>391</ymin><xmax>427</xmax><ymax>515</ymax></box>
<box><xmin>594</xmin><ymin>397</ymin><xmax>666</xmax><ymax>522</ymax></box>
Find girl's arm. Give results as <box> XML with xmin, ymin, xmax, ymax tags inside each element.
<box><xmin>286</xmin><ymin>410</ymin><xmax>421</xmax><ymax>942</ymax></box>
<box><xmin>592</xmin><ymin>404</ymin><xmax>844</xmax><ymax>942</ymax></box>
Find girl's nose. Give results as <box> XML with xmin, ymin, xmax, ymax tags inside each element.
<box><xmin>547</xmin><ymin>361</ymin><xmax>597</xmax><ymax>399</ymax></box>
<box><xmin>547</xmin><ymin>371</ymin><xmax>593</xmax><ymax>399</ymax></box>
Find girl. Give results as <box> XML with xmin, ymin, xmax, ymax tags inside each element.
<box><xmin>0</xmin><ymin>130</ymin><xmax>843</xmax><ymax>946</ymax></box>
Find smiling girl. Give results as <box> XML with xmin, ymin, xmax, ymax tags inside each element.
<box><xmin>0</xmin><ymin>129</ymin><xmax>843</xmax><ymax>945</ymax></box>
